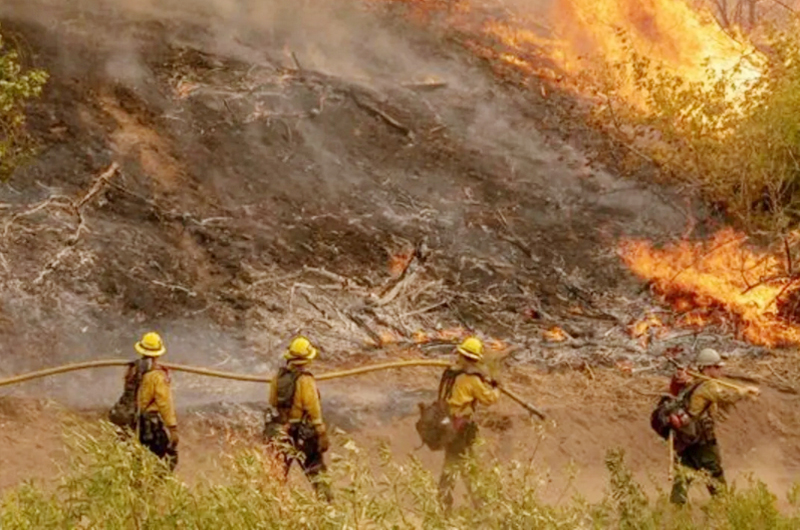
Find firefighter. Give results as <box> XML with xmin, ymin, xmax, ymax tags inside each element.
<box><xmin>437</xmin><ymin>336</ymin><xmax>500</xmax><ymax>511</ymax></box>
<box><xmin>265</xmin><ymin>336</ymin><xmax>332</xmax><ymax>501</ymax></box>
<box><xmin>135</xmin><ymin>332</ymin><xmax>179</xmax><ymax>470</ymax></box>
<box><xmin>109</xmin><ymin>334</ymin><xmax>162</xmax><ymax>432</ymax></box>
<box><xmin>670</xmin><ymin>348</ymin><xmax>759</xmax><ymax>505</ymax></box>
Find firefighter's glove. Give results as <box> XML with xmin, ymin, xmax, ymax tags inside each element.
<box><xmin>168</xmin><ymin>426</ymin><xmax>180</xmax><ymax>447</ymax></box>
<box><xmin>317</xmin><ymin>430</ymin><xmax>331</xmax><ymax>453</ymax></box>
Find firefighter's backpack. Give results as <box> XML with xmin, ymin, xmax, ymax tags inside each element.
<box><xmin>416</xmin><ymin>368</ymin><xmax>464</xmax><ymax>451</ymax></box>
<box><xmin>108</xmin><ymin>358</ymin><xmax>152</xmax><ymax>430</ymax></box>
<box><xmin>649</xmin><ymin>381</ymin><xmax>703</xmax><ymax>441</ymax></box>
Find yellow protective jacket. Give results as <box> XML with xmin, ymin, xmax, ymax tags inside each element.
<box><xmin>270</xmin><ymin>365</ymin><xmax>326</xmax><ymax>434</ymax></box>
<box><xmin>137</xmin><ymin>367</ymin><xmax>177</xmax><ymax>428</ymax></box>
<box><xmin>444</xmin><ymin>364</ymin><xmax>499</xmax><ymax>419</ymax></box>
<box><xmin>687</xmin><ymin>379</ymin><xmax>747</xmax><ymax>441</ymax></box>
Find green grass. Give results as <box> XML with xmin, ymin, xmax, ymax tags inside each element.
<box><xmin>3</xmin><ymin>423</ymin><xmax>800</xmax><ymax>529</ymax></box>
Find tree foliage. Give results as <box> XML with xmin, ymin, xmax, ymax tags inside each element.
<box><xmin>590</xmin><ymin>19</ymin><xmax>800</xmax><ymax>231</ymax></box>
<box><xmin>0</xmin><ymin>26</ymin><xmax>47</xmax><ymax>180</ymax></box>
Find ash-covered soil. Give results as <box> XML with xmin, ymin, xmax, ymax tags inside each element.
<box><xmin>0</xmin><ymin>0</ymin><xmax>710</xmax><ymax>410</ymax></box>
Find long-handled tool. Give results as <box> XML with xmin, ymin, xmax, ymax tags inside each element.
<box><xmin>496</xmin><ymin>384</ymin><xmax>546</xmax><ymax>420</ymax></box>
<box><xmin>686</xmin><ymin>369</ymin><xmax>755</xmax><ymax>392</ymax></box>
<box><xmin>666</xmin><ymin>358</ymin><xmax>757</xmax><ymax>393</ymax></box>
<box><xmin>668</xmin><ymin>430</ymin><xmax>674</xmax><ymax>483</ymax></box>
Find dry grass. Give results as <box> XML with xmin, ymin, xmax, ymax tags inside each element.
<box><xmin>2</xmin><ymin>422</ymin><xmax>800</xmax><ymax>529</ymax></box>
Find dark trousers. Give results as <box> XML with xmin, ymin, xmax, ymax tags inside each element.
<box><xmin>670</xmin><ymin>441</ymin><xmax>725</xmax><ymax>505</ymax></box>
<box><xmin>438</xmin><ymin>421</ymin><xmax>479</xmax><ymax>510</ymax></box>
<box><xmin>138</xmin><ymin>412</ymin><xmax>178</xmax><ymax>471</ymax></box>
<box><xmin>266</xmin><ymin>422</ymin><xmax>332</xmax><ymax>502</ymax></box>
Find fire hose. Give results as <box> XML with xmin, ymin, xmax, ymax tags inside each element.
<box><xmin>0</xmin><ymin>358</ymin><xmax>546</xmax><ymax>420</ymax></box>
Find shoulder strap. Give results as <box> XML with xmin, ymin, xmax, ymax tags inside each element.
<box><xmin>276</xmin><ymin>366</ymin><xmax>305</xmax><ymax>410</ymax></box>
<box><xmin>679</xmin><ymin>380</ymin><xmax>703</xmax><ymax>400</ymax></box>
<box><xmin>684</xmin><ymin>380</ymin><xmax>713</xmax><ymax>419</ymax></box>
<box><xmin>438</xmin><ymin>368</ymin><xmax>463</xmax><ymax>402</ymax></box>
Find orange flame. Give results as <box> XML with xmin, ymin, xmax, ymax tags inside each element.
<box><xmin>543</xmin><ymin>326</ymin><xmax>568</xmax><ymax>342</ymax></box>
<box><xmin>629</xmin><ymin>313</ymin><xmax>666</xmax><ymax>347</ymax></box>
<box><xmin>388</xmin><ymin>251</ymin><xmax>414</xmax><ymax>277</ymax></box>
<box><xmin>620</xmin><ymin>229</ymin><xmax>800</xmax><ymax>347</ymax></box>
<box><xmin>549</xmin><ymin>0</ymin><xmax>762</xmax><ymax>102</ymax></box>
<box><xmin>367</xmin><ymin>0</ymin><xmax>763</xmax><ymax>109</ymax></box>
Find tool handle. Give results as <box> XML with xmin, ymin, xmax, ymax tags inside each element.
<box><xmin>666</xmin><ymin>358</ymin><xmax>756</xmax><ymax>392</ymax></box>
<box><xmin>686</xmin><ymin>369</ymin><xmax>753</xmax><ymax>392</ymax></box>
<box><xmin>497</xmin><ymin>384</ymin><xmax>546</xmax><ymax>420</ymax></box>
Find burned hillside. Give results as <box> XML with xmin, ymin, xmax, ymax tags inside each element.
<box><xmin>0</xmin><ymin>0</ymin><xmax>696</xmax><ymax>388</ymax></box>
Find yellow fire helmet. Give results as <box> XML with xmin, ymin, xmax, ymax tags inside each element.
<box><xmin>284</xmin><ymin>336</ymin><xmax>319</xmax><ymax>362</ymax></box>
<box><xmin>457</xmin><ymin>336</ymin><xmax>484</xmax><ymax>361</ymax></box>
<box><xmin>135</xmin><ymin>332</ymin><xmax>166</xmax><ymax>357</ymax></box>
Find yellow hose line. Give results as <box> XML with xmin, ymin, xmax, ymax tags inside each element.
<box><xmin>0</xmin><ymin>360</ymin><xmax>131</xmax><ymax>388</ymax></box>
<box><xmin>0</xmin><ymin>358</ymin><xmax>545</xmax><ymax>418</ymax></box>
<box><xmin>164</xmin><ymin>362</ymin><xmax>274</xmax><ymax>383</ymax></box>
<box><xmin>0</xmin><ymin>359</ymin><xmax>452</xmax><ymax>387</ymax></box>
<box><xmin>316</xmin><ymin>359</ymin><xmax>451</xmax><ymax>381</ymax></box>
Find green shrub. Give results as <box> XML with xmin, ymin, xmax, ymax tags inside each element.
<box><xmin>0</xmin><ymin>26</ymin><xmax>47</xmax><ymax>180</ymax></box>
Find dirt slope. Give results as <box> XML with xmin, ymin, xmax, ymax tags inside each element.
<box><xmin>2</xmin><ymin>367</ymin><xmax>799</xmax><ymax>505</ymax></box>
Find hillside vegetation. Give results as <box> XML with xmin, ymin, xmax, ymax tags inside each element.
<box><xmin>0</xmin><ymin>25</ymin><xmax>46</xmax><ymax>179</ymax></box>
<box><xmin>594</xmin><ymin>22</ymin><xmax>800</xmax><ymax>230</ymax></box>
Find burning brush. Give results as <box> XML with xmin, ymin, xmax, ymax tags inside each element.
<box><xmin>367</xmin><ymin>0</ymin><xmax>763</xmax><ymax>110</ymax></box>
<box><xmin>620</xmin><ymin>229</ymin><xmax>800</xmax><ymax>348</ymax></box>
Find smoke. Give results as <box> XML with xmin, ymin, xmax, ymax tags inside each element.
<box><xmin>1</xmin><ymin>0</ymin><xmax>450</xmax><ymax>88</ymax></box>
<box><xmin>0</xmin><ymin>290</ymin><xmax>272</xmax><ymax>408</ymax></box>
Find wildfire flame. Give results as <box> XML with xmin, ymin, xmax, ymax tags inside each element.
<box><xmin>549</xmin><ymin>0</ymin><xmax>762</xmax><ymax>102</ymax></box>
<box><xmin>629</xmin><ymin>313</ymin><xmax>666</xmax><ymax>347</ymax></box>
<box><xmin>620</xmin><ymin>229</ymin><xmax>800</xmax><ymax>347</ymax></box>
<box><xmin>388</xmin><ymin>250</ymin><xmax>414</xmax><ymax>277</ymax></box>
<box><xmin>367</xmin><ymin>0</ymin><xmax>763</xmax><ymax>108</ymax></box>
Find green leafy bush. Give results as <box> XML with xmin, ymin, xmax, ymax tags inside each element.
<box><xmin>3</xmin><ymin>424</ymin><xmax>800</xmax><ymax>529</ymax></box>
<box><xmin>588</xmin><ymin>20</ymin><xmax>800</xmax><ymax>230</ymax></box>
<box><xmin>0</xmin><ymin>26</ymin><xmax>47</xmax><ymax>179</ymax></box>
